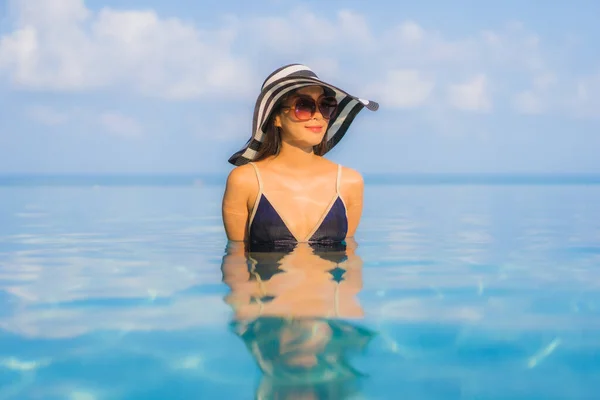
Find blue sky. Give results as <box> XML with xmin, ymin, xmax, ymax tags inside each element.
<box><xmin>1</xmin><ymin>0</ymin><xmax>599</xmax><ymax>174</ymax></box>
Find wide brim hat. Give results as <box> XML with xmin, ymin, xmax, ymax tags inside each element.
<box><xmin>228</xmin><ymin>64</ymin><xmax>379</xmax><ymax>166</ymax></box>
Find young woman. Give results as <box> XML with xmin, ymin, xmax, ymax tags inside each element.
<box><xmin>222</xmin><ymin>64</ymin><xmax>378</xmax><ymax>250</ymax></box>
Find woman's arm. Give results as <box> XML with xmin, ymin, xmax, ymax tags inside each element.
<box><xmin>222</xmin><ymin>165</ymin><xmax>255</xmax><ymax>242</ymax></box>
<box><xmin>341</xmin><ymin>167</ymin><xmax>364</xmax><ymax>238</ymax></box>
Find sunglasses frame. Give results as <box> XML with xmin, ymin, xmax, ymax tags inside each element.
<box><xmin>280</xmin><ymin>94</ymin><xmax>338</xmax><ymax>122</ymax></box>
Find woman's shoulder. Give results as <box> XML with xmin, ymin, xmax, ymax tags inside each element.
<box><xmin>225</xmin><ymin>163</ymin><xmax>258</xmax><ymax>191</ymax></box>
<box><xmin>318</xmin><ymin>158</ymin><xmax>361</xmax><ymax>179</ymax></box>
<box><xmin>339</xmin><ymin>164</ymin><xmax>364</xmax><ymax>188</ymax></box>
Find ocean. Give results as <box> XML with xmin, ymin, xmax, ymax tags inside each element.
<box><xmin>1</xmin><ymin>175</ymin><xmax>599</xmax><ymax>399</ymax></box>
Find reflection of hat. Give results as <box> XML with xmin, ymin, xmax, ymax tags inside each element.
<box><xmin>228</xmin><ymin>64</ymin><xmax>379</xmax><ymax>166</ymax></box>
<box><xmin>231</xmin><ymin>317</ymin><xmax>376</xmax><ymax>385</ymax></box>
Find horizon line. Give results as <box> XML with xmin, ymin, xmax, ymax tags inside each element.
<box><xmin>2</xmin><ymin>172</ymin><xmax>600</xmax><ymax>176</ymax></box>
<box><xmin>2</xmin><ymin>173</ymin><xmax>600</xmax><ymax>187</ymax></box>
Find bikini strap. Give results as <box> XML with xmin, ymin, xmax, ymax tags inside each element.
<box><xmin>247</xmin><ymin>162</ymin><xmax>263</xmax><ymax>235</ymax></box>
<box><xmin>336</xmin><ymin>164</ymin><xmax>342</xmax><ymax>194</ymax></box>
<box><xmin>248</xmin><ymin>162</ymin><xmax>263</xmax><ymax>193</ymax></box>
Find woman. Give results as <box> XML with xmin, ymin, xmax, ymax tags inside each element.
<box><xmin>222</xmin><ymin>64</ymin><xmax>378</xmax><ymax>249</ymax></box>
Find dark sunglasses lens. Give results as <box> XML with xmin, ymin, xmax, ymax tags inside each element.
<box><xmin>318</xmin><ymin>97</ymin><xmax>337</xmax><ymax>119</ymax></box>
<box><xmin>294</xmin><ymin>97</ymin><xmax>316</xmax><ymax>120</ymax></box>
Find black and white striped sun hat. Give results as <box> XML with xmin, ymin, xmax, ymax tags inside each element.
<box><xmin>228</xmin><ymin>63</ymin><xmax>379</xmax><ymax>166</ymax></box>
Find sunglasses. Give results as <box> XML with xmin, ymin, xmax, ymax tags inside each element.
<box><xmin>280</xmin><ymin>94</ymin><xmax>338</xmax><ymax>121</ymax></box>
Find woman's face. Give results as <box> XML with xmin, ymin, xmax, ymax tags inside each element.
<box><xmin>274</xmin><ymin>85</ymin><xmax>329</xmax><ymax>150</ymax></box>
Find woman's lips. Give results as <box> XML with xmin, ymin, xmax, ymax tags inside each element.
<box><xmin>305</xmin><ymin>125</ymin><xmax>323</xmax><ymax>133</ymax></box>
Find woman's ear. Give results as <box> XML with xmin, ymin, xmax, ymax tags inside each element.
<box><xmin>274</xmin><ymin>114</ymin><xmax>282</xmax><ymax>128</ymax></box>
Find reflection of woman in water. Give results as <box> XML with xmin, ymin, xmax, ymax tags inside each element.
<box><xmin>222</xmin><ymin>64</ymin><xmax>378</xmax><ymax>251</ymax></box>
<box><xmin>221</xmin><ymin>239</ymin><xmax>375</xmax><ymax>399</ymax></box>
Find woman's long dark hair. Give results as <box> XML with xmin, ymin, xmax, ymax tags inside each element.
<box><xmin>253</xmin><ymin>89</ymin><xmax>333</xmax><ymax>162</ymax></box>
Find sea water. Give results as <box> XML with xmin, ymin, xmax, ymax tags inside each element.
<box><xmin>0</xmin><ymin>175</ymin><xmax>599</xmax><ymax>399</ymax></box>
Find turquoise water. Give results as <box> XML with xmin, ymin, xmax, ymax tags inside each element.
<box><xmin>1</xmin><ymin>176</ymin><xmax>600</xmax><ymax>399</ymax></box>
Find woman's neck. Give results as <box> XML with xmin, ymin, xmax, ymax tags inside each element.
<box><xmin>272</xmin><ymin>141</ymin><xmax>320</xmax><ymax>169</ymax></box>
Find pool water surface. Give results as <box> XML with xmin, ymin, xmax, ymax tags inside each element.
<box><xmin>0</xmin><ymin>179</ymin><xmax>599</xmax><ymax>399</ymax></box>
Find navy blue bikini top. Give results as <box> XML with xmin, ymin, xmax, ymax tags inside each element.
<box><xmin>247</xmin><ymin>163</ymin><xmax>348</xmax><ymax>252</ymax></box>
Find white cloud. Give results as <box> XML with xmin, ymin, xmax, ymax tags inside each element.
<box><xmin>447</xmin><ymin>74</ymin><xmax>492</xmax><ymax>112</ymax></box>
<box><xmin>512</xmin><ymin>70</ymin><xmax>600</xmax><ymax>118</ymax></box>
<box><xmin>1</xmin><ymin>1</ymin><xmax>598</xmax><ymax>120</ymax></box>
<box><xmin>479</xmin><ymin>23</ymin><xmax>545</xmax><ymax>72</ymax></box>
<box><xmin>0</xmin><ymin>0</ymin><xmax>255</xmax><ymax>99</ymax></box>
<box><xmin>396</xmin><ymin>21</ymin><xmax>425</xmax><ymax>44</ymax></box>
<box><xmin>382</xmin><ymin>21</ymin><xmax>475</xmax><ymax>66</ymax></box>
<box><xmin>244</xmin><ymin>8</ymin><xmax>374</xmax><ymax>55</ymax></box>
<box><xmin>99</xmin><ymin>112</ymin><xmax>142</xmax><ymax>137</ymax></box>
<box><xmin>511</xmin><ymin>70</ymin><xmax>557</xmax><ymax>115</ymax></box>
<box><xmin>365</xmin><ymin>69</ymin><xmax>435</xmax><ymax>108</ymax></box>
<box><xmin>337</xmin><ymin>9</ymin><xmax>374</xmax><ymax>46</ymax></box>
<box><xmin>27</xmin><ymin>105</ymin><xmax>70</xmax><ymax>125</ymax></box>
<box><xmin>24</xmin><ymin>105</ymin><xmax>143</xmax><ymax>137</ymax></box>
<box><xmin>513</xmin><ymin>90</ymin><xmax>545</xmax><ymax>114</ymax></box>
<box><xmin>533</xmin><ymin>72</ymin><xmax>557</xmax><ymax>90</ymax></box>
<box><xmin>567</xmin><ymin>72</ymin><xmax>600</xmax><ymax>119</ymax></box>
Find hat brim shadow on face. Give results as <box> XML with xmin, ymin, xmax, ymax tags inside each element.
<box><xmin>228</xmin><ymin>64</ymin><xmax>379</xmax><ymax>167</ymax></box>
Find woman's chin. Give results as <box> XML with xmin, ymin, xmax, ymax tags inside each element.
<box><xmin>304</xmin><ymin>135</ymin><xmax>327</xmax><ymax>147</ymax></box>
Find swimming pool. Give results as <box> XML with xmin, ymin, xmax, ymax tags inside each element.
<box><xmin>1</xmin><ymin>177</ymin><xmax>599</xmax><ymax>399</ymax></box>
